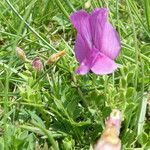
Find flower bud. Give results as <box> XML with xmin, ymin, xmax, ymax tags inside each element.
<box><xmin>84</xmin><ymin>0</ymin><xmax>91</xmax><ymax>9</ymax></box>
<box><xmin>46</xmin><ymin>50</ymin><xmax>66</xmax><ymax>65</ymax></box>
<box><xmin>32</xmin><ymin>58</ymin><xmax>43</xmax><ymax>72</ymax></box>
<box><xmin>106</xmin><ymin>109</ymin><xmax>122</xmax><ymax>135</ymax></box>
<box><xmin>16</xmin><ymin>47</ymin><xmax>26</xmax><ymax>61</ymax></box>
<box><xmin>94</xmin><ymin>109</ymin><xmax>122</xmax><ymax>150</ymax></box>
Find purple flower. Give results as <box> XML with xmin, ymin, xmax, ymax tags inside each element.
<box><xmin>70</xmin><ymin>8</ymin><xmax>121</xmax><ymax>75</ymax></box>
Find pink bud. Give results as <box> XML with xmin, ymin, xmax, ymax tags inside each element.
<box><xmin>106</xmin><ymin>109</ymin><xmax>122</xmax><ymax>135</ymax></box>
<box><xmin>94</xmin><ymin>109</ymin><xmax>122</xmax><ymax>150</ymax></box>
<box><xmin>32</xmin><ymin>58</ymin><xmax>43</xmax><ymax>72</ymax></box>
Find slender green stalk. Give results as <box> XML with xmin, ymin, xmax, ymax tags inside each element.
<box><xmin>97</xmin><ymin>0</ymin><xmax>103</xmax><ymax>7</ymax></box>
<box><xmin>122</xmin><ymin>42</ymin><xmax>150</xmax><ymax>63</ymax></box>
<box><xmin>116</xmin><ymin>0</ymin><xmax>121</xmax><ymax>35</ymax></box>
<box><xmin>72</xmin><ymin>74</ymin><xmax>88</xmax><ymax>108</ymax></box>
<box><xmin>137</xmin><ymin>93</ymin><xmax>148</xmax><ymax>136</ymax></box>
<box><xmin>32</xmin><ymin>121</ymin><xmax>59</xmax><ymax>150</ymax></box>
<box><xmin>20</xmin><ymin>125</ymin><xmax>66</xmax><ymax>138</ymax></box>
<box><xmin>0</xmin><ymin>31</ymin><xmax>51</xmax><ymax>49</ymax></box>
<box><xmin>3</xmin><ymin>69</ymin><xmax>9</xmax><ymax>150</ymax></box>
<box><xmin>122</xmin><ymin>55</ymin><xmax>136</xmax><ymax>63</ymax></box>
<box><xmin>126</xmin><ymin>0</ymin><xmax>140</xmax><ymax>89</ymax></box>
<box><xmin>0</xmin><ymin>61</ymin><xmax>26</xmax><ymax>79</ymax></box>
<box><xmin>31</xmin><ymin>65</ymin><xmax>54</xmax><ymax>88</ymax></box>
<box><xmin>54</xmin><ymin>0</ymin><xmax>69</xmax><ymax>18</ymax></box>
<box><xmin>64</xmin><ymin>0</ymin><xmax>76</xmax><ymax>12</ymax></box>
<box><xmin>144</xmin><ymin>0</ymin><xmax>150</xmax><ymax>31</ymax></box>
<box><xmin>128</xmin><ymin>0</ymin><xmax>150</xmax><ymax>37</ymax></box>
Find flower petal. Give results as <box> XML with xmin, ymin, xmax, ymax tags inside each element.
<box><xmin>70</xmin><ymin>10</ymin><xmax>92</xmax><ymax>63</ymax></box>
<box><xmin>74</xmin><ymin>34</ymin><xmax>91</xmax><ymax>63</ymax></box>
<box><xmin>90</xmin><ymin>8</ymin><xmax>121</xmax><ymax>60</ymax></box>
<box><xmin>76</xmin><ymin>58</ymin><xmax>90</xmax><ymax>75</ymax></box>
<box><xmin>101</xmin><ymin>22</ymin><xmax>121</xmax><ymax>59</ymax></box>
<box><xmin>91</xmin><ymin>52</ymin><xmax>118</xmax><ymax>75</ymax></box>
<box><xmin>89</xmin><ymin>8</ymin><xmax>108</xmax><ymax>51</ymax></box>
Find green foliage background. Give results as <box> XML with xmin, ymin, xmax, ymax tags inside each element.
<box><xmin>0</xmin><ymin>0</ymin><xmax>150</xmax><ymax>149</ymax></box>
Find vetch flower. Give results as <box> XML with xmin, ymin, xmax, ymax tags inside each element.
<box><xmin>70</xmin><ymin>8</ymin><xmax>121</xmax><ymax>75</ymax></box>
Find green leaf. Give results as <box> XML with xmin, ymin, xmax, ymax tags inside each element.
<box><xmin>138</xmin><ymin>132</ymin><xmax>148</xmax><ymax>146</ymax></box>
<box><xmin>137</xmin><ymin>94</ymin><xmax>148</xmax><ymax>136</ymax></box>
<box><xmin>144</xmin><ymin>0</ymin><xmax>150</xmax><ymax>31</ymax></box>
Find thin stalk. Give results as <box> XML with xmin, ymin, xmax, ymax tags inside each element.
<box><xmin>116</xmin><ymin>0</ymin><xmax>121</xmax><ymax>35</ymax></box>
<box><xmin>31</xmin><ymin>65</ymin><xmax>54</xmax><ymax>88</ymax></box>
<box><xmin>72</xmin><ymin>74</ymin><xmax>88</xmax><ymax>108</ymax></box>
<box><xmin>9</xmin><ymin>0</ymin><xmax>37</xmax><ymax>67</ymax></box>
<box><xmin>32</xmin><ymin>121</ymin><xmax>59</xmax><ymax>150</ymax></box>
<box><xmin>0</xmin><ymin>61</ymin><xmax>25</xmax><ymax>79</ymax></box>
<box><xmin>92</xmin><ymin>0</ymin><xmax>99</xmax><ymax>8</ymax></box>
<box><xmin>137</xmin><ymin>93</ymin><xmax>148</xmax><ymax>136</ymax></box>
<box><xmin>0</xmin><ymin>31</ymin><xmax>50</xmax><ymax>49</ymax></box>
<box><xmin>54</xmin><ymin>0</ymin><xmax>69</xmax><ymax>18</ymax></box>
<box><xmin>3</xmin><ymin>69</ymin><xmax>9</xmax><ymax>150</ymax></box>
<box><xmin>20</xmin><ymin>125</ymin><xmax>66</xmax><ymax>138</ymax></box>
<box><xmin>64</xmin><ymin>0</ymin><xmax>76</xmax><ymax>12</ymax></box>
<box><xmin>144</xmin><ymin>0</ymin><xmax>150</xmax><ymax>31</ymax></box>
<box><xmin>122</xmin><ymin>42</ymin><xmax>150</xmax><ymax>63</ymax></box>
<box><xmin>128</xmin><ymin>0</ymin><xmax>150</xmax><ymax>37</ymax></box>
<box><xmin>126</xmin><ymin>0</ymin><xmax>139</xmax><ymax>89</ymax></box>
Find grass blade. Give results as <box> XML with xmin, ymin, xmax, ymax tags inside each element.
<box><xmin>137</xmin><ymin>94</ymin><xmax>148</xmax><ymax>136</ymax></box>
<box><xmin>144</xmin><ymin>0</ymin><xmax>150</xmax><ymax>31</ymax></box>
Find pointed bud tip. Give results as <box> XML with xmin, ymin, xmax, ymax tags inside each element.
<box><xmin>110</xmin><ymin>109</ymin><xmax>122</xmax><ymax>121</ymax></box>
<box><xmin>46</xmin><ymin>50</ymin><xmax>66</xmax><ymax>65</ymax></box>
<box><xmin>16</xmin><ymin>47</ymin><xmax>26</xmax><ymax>61</ymax></box>
<box><xmin>106</xmin><ymin>109</ymin><xmax>122</xmax><ymax>135</ymax></box>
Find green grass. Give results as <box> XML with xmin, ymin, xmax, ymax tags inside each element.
<box><xmin>0</xmin><ymin>0</ymin><xmax>150</xmax><ymax>149</ymax></box>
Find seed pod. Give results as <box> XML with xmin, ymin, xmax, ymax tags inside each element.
<box><xmin>16</xmin><ymin>47</ymin><xmax>26</xmax><ymax>61</ymax></box>
<box><xmin>46</xmin><ymin>50</ymin><xmax>66</xmax><ymax>65</ymax></box>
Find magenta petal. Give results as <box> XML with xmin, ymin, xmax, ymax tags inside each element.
<box><xmin>100</xmin><ymin>22</ymin><xmax>121</xmax><ymax>59</ymax></box>
<box><xmin>90</xmin><ymin>8</ymin><xmax>108</xmax><ymax>51</ymax></box>
<box><xmin>91</xmin><ymin>52</ymin><xmax>118</xmax><ymax>75</ymax></box>
<box><xmin>70</xmin><ymin>9</ymin><xmax>121</xmax><ymax>75</ymax></box>
<box><xmin>76</xmin><ymin>58</ymin><xmax>90</xmax><ymax>75</ymax></box>
<box><xmin>70</xmin><ymin>10</ymin><xmax>89</xmax><ymax>31</ymax></box>
<box><xmin>70</xmin><ymin>10</ymin><xmax>92</xmax><ymax>63</ymax></box>
<box><xmin>90</xmin><ymin>8</ymin><xmax>121</xmax><ymax>60</ymax></box>
<box><xmin>74</xmin><ymin>34</ymin><xmax>90</xmax><ymax>63</ymax></box>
